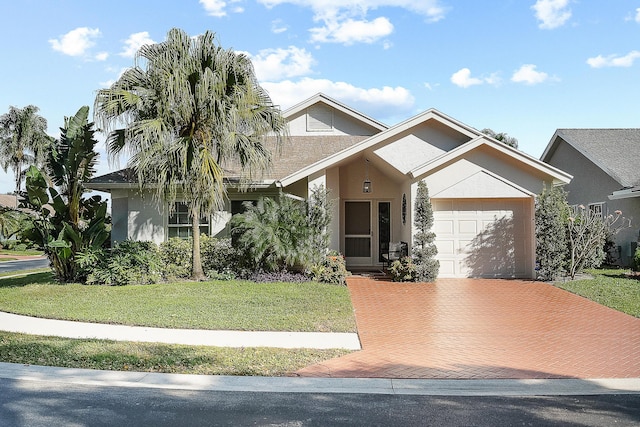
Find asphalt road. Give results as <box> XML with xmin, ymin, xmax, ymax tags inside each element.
<box><xmin>0</xmin><ymin>257</ymin><xmax>49</xmax><ymax>273</ymax></box>
<box><xmin>1</xmin><ymin>378</ymin><xmax>639</xmax><ymax>427</ymax></box>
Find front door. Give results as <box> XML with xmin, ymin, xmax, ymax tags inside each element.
<box><xmin>344</xmin><ymin>201</ymin><xmax>371</xmax><ymax>266</ymax></box>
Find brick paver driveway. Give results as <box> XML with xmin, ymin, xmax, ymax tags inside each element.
<box><xmin>297</xmin><ymin>276</ymin><xmax>640</xmax><ymax>379</ymax></box>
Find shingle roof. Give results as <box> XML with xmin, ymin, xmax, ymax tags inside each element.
<box><xmin>88</xmin><ymin>134</ymin><xmax>368</xmax><ymax>189</ymax></box>
<box><xmin>548</xmin><ymin>129</ymin><xmax>640</xmax><ymax>188</ymax></box>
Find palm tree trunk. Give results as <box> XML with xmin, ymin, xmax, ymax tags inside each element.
<box><xmin>191</xmin><ymin>206</ymin><xmax>206</xmax><ymax>281</ymax></box>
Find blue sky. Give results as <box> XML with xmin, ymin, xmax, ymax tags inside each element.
<box><xmin>1</xmin><ymin>0</ymin><xmax>639</xmax><ymax>194</ymax></box>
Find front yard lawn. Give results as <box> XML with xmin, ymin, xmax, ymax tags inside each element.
<box><xmin>0</xmin><ymin>273</ymin><xmax>356</xmax><ymax>375</ymax></box>
<box><xmin>555</xmin><ymin>269</ymin><xmax>640</xmax><ymax>318</ymax></box>
<box><xmin>0</xmin><ymin>273</ymin><xmax>356</xmax><ymax>332</ymax></box>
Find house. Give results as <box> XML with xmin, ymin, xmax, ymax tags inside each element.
<box><xmin>88</xmin><ymin>93</ymin><xmax>571</xmax><ymax>278</ymax></box>
<box><xmin>541</xmin><ymin>129</ymin><xmax>640</xmax><ymax>266</ymax></box>
<box><xmin>0</xmin><ymin>194</ymin><xmax>18</xmax><ymax>209</ymax></box>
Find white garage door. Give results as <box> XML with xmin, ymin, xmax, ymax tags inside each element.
<box><xmin>432</xmin><ymin>199</ymin><xmax>532</xmax><ymax>278</ymax></box>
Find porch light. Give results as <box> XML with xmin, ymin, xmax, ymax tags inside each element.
<box><xmin>363</xmin><ymin>158</ymin><xmax>372</xmax><ymax>193</ymax></box>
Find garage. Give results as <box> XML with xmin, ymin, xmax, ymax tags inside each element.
<box><xmin>432</xmin><ymin>198</ymin><xmax>533</xmax><ymax>278</ymax></box>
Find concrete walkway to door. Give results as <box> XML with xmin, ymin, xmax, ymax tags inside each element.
<box><xmin>297</xmin><ymin>276</ymin><xmax>640</xmax><ymax>379</ymax></box>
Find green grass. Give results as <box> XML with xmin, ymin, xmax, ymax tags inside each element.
<box><xmin>0</xmin><ymin>332</ymin><xmax>350</xmax><ymax>376</ymax></box>
<box><xmin>0</xmin><ymin>249</ymin><xmax>43</xmax><ymax>256</ymax></box>
<box><xmin>0</xmin><ymin>268</ymin><xmax>50</xmax><ymax>278</ymax></box>
<box><xmin>555</xmin><ymin>268</ymin><xmax>640</xmax><ymax>318</ymax></box>
<box><xmin>0</xmin><ymin>258</ymin><xmax>17</xmax><ymax>262</ymax></box>
<box><xmin>0</xmin><ymin>273</ymin><xmax>356</xmax><ymax>332</ymax></box>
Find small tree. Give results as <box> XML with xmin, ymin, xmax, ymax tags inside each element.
<box><xmin>20</xmin><ymin>106</ymin><xmax>109</xmax><ymax>282</ymax></box>
<box><xmin>535</xmin><ymin>184</ymin><xmax>568</xmax><ymax>281</ymax></box>
<box><xmin>566</xmin><ymin>205</ymin><xmax>608</xmax><ymax>279</ymax></box>
<box><xmin>412</xmin><ymin>180</ymin><xmax>439</xmax><ymax>282</ymax></box>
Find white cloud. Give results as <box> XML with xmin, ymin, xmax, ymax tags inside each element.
<box><xmin>310</xmin><ymin>17</ymin><xmax>393</xmax><ymax>44</ymax></box>
<box><xmin>49</xmin><ymin>27</ymin><xmax>101</xmax><ymax>56</ymax></box>
<box><xmin>120</xmin><ymin>32</ymin><xmax>155</xmax><ymax>58</ymax></box>
<box><xmin>200</xmin><ymin>0</ymin><xmax>228</xmax><ymax>17</ymax></box>
<box><xmin>248</xmin><ymin>46</ymin><xmax>315</xmax><ymax>81</ymax></box>
<box><xmin>258</xmin><ymin>1</ymin><xmax>447</xmax><ymax>44</ymax></box>
<box><xmin>271</xmin><ymin>19</ymin><xmax>288</xmax><ymax>34</ymax></box>
<box><xmin>450</xmin><ymin>68</ymin><xmax>484</xmax><ymax>88</ymax></box>
<box><xmin>95</xmin><ymin>52</ymin><xmax>109</xmax><ymax>61</ymax></box>
<box><xmin>511</xmin><ymin>64</ymin><xmax>549</xmax><ymax>84</ymax></box>
<box><xmin>532</xmin><ymin>0</ymin><xmax>571</xmax><ymax>29</ymax></box>
<box><xmin>200</xmin><ymin>0</ymin><xmax>244</xmax><ymax>17</ymax></box>
<box><xmin>637</xmin><ymin>8</ymin><xmax>640</xmax><ymax>23</ymax></box>
<box><xmin>262</xmin><ymin>77</ymin><xmax>414</xmax><ymax>118</ymax></box>
<box><xmin>587</xmin><ymin>51</ymin><xmax>640</xmax><ymax>68</ymax></box>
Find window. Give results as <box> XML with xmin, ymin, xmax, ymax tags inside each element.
<box><xmin>231</xmin><ymin>200</ymin><xmax>256</xmax><ymax>216</ymax></box>
<box><xmin>588</xmin><ymin>203</ymin><xmax>605</xmax><ymax>219</ymax></box>
<box><xmin>167</xmin><ymin>202</ymin><xmax>210</xmax><ymax>239</ymax></box>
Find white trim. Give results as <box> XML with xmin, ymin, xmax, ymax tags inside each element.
<box><xmin>609</xmin><ymin>186</ymin><xmax>640</xmax><ymax>200</ymax></box>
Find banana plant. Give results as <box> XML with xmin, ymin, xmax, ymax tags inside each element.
<box><xmin>20</xmin><ymin>106</ymin><xmax>109</xmax><ymax>282</ymax></box>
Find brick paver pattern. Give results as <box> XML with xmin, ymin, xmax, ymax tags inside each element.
<box><xmin>297</xmin><ymin>277</ymin><xmax>640</xmax><ymax>379</ymax></box>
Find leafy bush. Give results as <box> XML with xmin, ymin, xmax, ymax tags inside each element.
<box><xmin>248</xmin><ymin>269</ymin><xmax>307</xmax><ymax>283</ymax></box>
<box><xmin>159</xmin><ymin>236</ymin><xmax>237</xmax><ymax>280</ymax></box>
<box><xmin>159</xmin><ymin>237</ymin><xmax>192</xmax><ymax>279</ymax></box>
<box><xmin>389</xmin><ymin>256</ymin><xmax>417</xmax><ymax>282</ymax></box>
<box><xmin>201</xmin><ymin>236</ymin><xmax>237</xmax><ymax>278</ymax></box>
<box><xmin>535</xmin><ymin>184</ymin><xmax>569</xmax><ymax>281</ymax></box>
<box><xmin>412</xmin><ymin>180</ymin><xmax>439</xmax><ymax>282</ymax></box>
<box><xmin>231</xmin><ymin>196</ymin><xmax>311</xmax><ymax>272</ymax></box>
<box><xmin>308</xmin><ymin>253</ymin><xmax>350</xmax><ymax>285</ymax></box>
<box><xmin>633</xmin><ymin>247</ymin><xmax>640</xmax><ymax>272</ymax></box>
<box><xmin>83</xmin><ymin>240</ymin><xmax>163</xmax><ymax>286</ymax></box>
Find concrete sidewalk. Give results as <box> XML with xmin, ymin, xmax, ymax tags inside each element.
<box><xmin>0</xmin><ymin>311</ymin><xmax>361</xmax><ymax>350</ymax></box>
<box><xmin>1</xmin><ymin>362</ymin><xmax>639</xmax><ymax>396</ymax></box>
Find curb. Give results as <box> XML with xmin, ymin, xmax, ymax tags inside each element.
<box><xmin>1</xmin><ymin>363</ymin><xmax>639</xmax><ymax>396</ymax></box>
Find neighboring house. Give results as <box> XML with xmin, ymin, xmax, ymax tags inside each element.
<box><xmin>0</xmin><ymin>194</ymin><xmax>18</xmax><ymax>209</ymax></box>
<box><xmin>541</xmin><ymin>129</ymin><xmax>640</xmax><ymax>266</ymax></box>
<box><xmin>88</xmin><ymin>93</ymin><xmax>571</xmax><ymax>278</ymax></box>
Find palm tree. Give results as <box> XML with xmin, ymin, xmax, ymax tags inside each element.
<box><xmin>481</xmin><ymin>128</ymin><xmax>518</xmax><ymax>149</ymax></box>
<box><xmin>0</xmin><ymin>105</ymin><xmax>53</xmax><ymax>193</ymax></box>
<box><xmin>94</xmin><ymin>28</ymin><xmax>287</xmax><ymax>280</ymax></box>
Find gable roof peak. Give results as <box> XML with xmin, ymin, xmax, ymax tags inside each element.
<box><xmin>283</xmin><ymin>93</ymin><xmax>388</xmax><ymax>131</ymax></box>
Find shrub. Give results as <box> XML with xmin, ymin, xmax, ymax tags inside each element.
<box><xmin>535</xmin><ymin>185</ymin><xmax>569</xmax><ymax>281</ymax></box>
<box><xmin>307</xmin><ymin>185</ymin><xmax>333</xmax><ymax>265</ymax></box>
<box><xmin>412</xmin><ymin>180</ymin><xmax>439</xmax><ymax>282</ymax></box>
<box><xmin>308</xmin><ymin>253</ymin><xmax>350</xmax><ymax>285</ymax></box>
<box><xmin>231</xmin><ymin>196</ymin><xmax>310</xmax><ymax>272</ymax></box>
<box><xmin>248</xmin><ymin>269</ymin><xmax>307</xmax><ymax>283</ymax></box>
<box><xmin>159</xmin><ymin>237</ymin><xmax>192</xmax><ymax>279</ymax></box>
<box><xmin>201</xmin><ymin>236</ymin><xmax>237</xmax><ymax>278</ymax></box>
<box><xmin>389</xmin><ymin>256</ymin><xmax>417</xmax><ymax>282</ymax></box>
<box><xmin>84</xmin><ymin>240</ymin><xmax>163</xmax><ymax>286</ymax></box>
<box><xmin>633</xmin><ymin>247</ymin><xmax>640</xmax><ymax>272</ymax></box>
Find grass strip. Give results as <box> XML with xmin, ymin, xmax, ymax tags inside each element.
<box><xmin>0</xmin><ymin>331</ymin><xmax>350</xmax><ymax>376</ymax></box>
<box><xmin>555</xmin><ymin>269</ymin><xmax>640</xmax><ymax>318</ymax></box>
